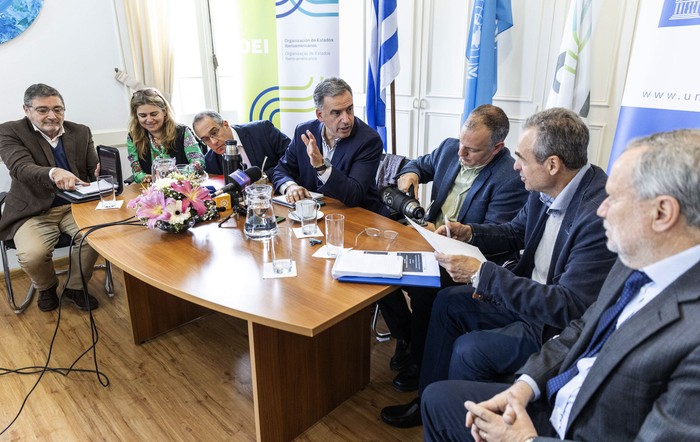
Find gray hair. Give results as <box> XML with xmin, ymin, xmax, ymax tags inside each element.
<box><xmin>465</xmin><ymin>104</ymin><xmax>510</xmax><ymax>146</ymax></box>
<box><xmin>523</xmin><ymin>107</ymin><xmax>589</xmax><ymax>169</ymax></box>
<box><xmin>193</xmin><ymin>110</ymin><xmax>224</xmax><ymax>128</ymax></box>
<box><xmin>627</xmin><ymin>129</ymin><xmax>700</xmax><ymax>228</ymax></box>
<box><xmin>24</xmin><ymin>83</ymin><xmax>64</xmax><ymax>107</ymax></box>
<box><xmin>313</xmin><ymin>77</ymin><xmax>353</xmax><ymax>110</ymax></box>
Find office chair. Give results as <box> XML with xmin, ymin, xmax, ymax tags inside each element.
<box><xmin>0</xmin><ymin>192</ymin><xmax>114</xmax><ymax>314</ymax></box>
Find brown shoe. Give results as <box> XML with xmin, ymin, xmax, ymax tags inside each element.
<box><xmin>37</xmin><ymin>284</ymin><xmax>59</xmax><ymax>312</ymax></box>
<box><xmin>62</xmin><ymin>288</ymin><xmax>99</xmax><ymax>311</ymax></box>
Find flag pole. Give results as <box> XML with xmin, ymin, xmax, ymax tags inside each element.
<box><xmin>390</xmin><ymin>80</ymin><xmax>397</xmax><ymax>155</ymax></box>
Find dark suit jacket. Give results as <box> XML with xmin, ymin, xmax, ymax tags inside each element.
<box><xmin>400</xmin><ymin>140</ymin><xmax>528</xmax><ymax>226</ymax></box>
<box><xmin>204</xmin><ymin>120</ymin><xmax>290</xmax><ymax>179</ymax></box>
<box><xmin>0</xmin><ymin>117</ymin><xmax>98</xmax><ymax>239</ymax></box>
<box><xmin>271</xmin><ymin>117</ymin><xmax>383</xmax><ymax>212</ymax></box>
<box><xmin>470</xmin><ymin>165</ymin><xmax>617</xmax><ymax>342</ymax></box>
<box><xmin>519</xmin><ymin>259</ymin><xmax>700</xmax><ymax>441</ymax></box>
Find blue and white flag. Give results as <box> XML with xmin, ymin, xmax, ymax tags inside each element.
<box><xmin>462</xmin><ymin>0</ymin><xmax>513</xmax><ymax>124</ymax></box>
<box><xmin>546</xmin><ymin>0</ymin><xmax>598</xmax><ymax>117</ymax></box>
<box><xmin>366</xmin><ymin>0</ymin><xmax>400</xmax><ymax>150</ymax></box>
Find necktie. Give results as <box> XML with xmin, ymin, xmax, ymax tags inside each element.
<box><xmin>546</xmin><ymin>270</ymin><xmax>652</xmax><ymax>401</ymax></box>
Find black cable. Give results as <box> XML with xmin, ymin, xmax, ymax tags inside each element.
<box><xmin>0</xmin><ymin>216</ymin><xmax>143</xmax><ymax>436</ymax></box>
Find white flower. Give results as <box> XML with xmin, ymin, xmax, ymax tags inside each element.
<box><xmin>152</xmin><ymin>177</ymin><xmax>176</xmax><ymax>190</ymax></box>
<box><xmin>165</xmin><ymin>199</ymin><xmax>191</xmax><ymax>225</ymax></box>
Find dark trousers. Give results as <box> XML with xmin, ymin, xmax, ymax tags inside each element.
<box><xmin>421</xmin><ymin>380</ymin><xmax>555</xmax><ymax>442</ymax></box>
<box><xmin>418</xmin><ymin>284</ymin><xmax>540</xmax><ymax>393</ymax></box>
<box><xmin>377</xmin><ymin>286</ymin><xmax>438</xmax><ymax>365</ymax></box>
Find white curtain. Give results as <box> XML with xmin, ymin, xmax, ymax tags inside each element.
<box><xmin>115</xmin><ymin>0</ymin><xmax>175</xmax><ymax>101</ymax></box>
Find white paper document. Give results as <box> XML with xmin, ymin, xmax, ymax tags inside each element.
<box><xmin>74</xmin><ymin>179</ymin><xmax>111</xmax><ymax>195</ymax></box>
<box><xmin>331</xmin><ymin>250</ymin><xmax>404</xmax><ymax>279</ymax></box>
<box><xmin>407</xmin><ymin>218</ymin><xmax>486</xmax><ymax>262</ymax></box>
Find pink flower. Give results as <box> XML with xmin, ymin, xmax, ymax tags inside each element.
<box><xmin>134</xmin><ymin>191</ymin><xmax>172</xmax><ymax>228</ymax></box>
<box><xmin>171</xmin><ymin>180</ymin><xmax>211</xmax><ymax>216</ymax></box>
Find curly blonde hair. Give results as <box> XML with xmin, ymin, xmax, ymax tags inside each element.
<box><xmin>128</xmin><ymin>88</ymin><xmax>177</xmax><ymax>160</ymax></box>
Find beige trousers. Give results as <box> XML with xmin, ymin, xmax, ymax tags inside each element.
<box><xmin>13</xmin><ymin>205</ymin><xmax>98</xmax><ymax>291</ymax></box>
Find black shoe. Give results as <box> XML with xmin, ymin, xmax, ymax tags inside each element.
<box><xmin>37</xmin><ymin>284</ymin><xmax>59</xmax><ymax>312</ymax></box>
<box><xmin>393</xmin><ymin>362</ymin><xmax>419</xmax><ymax>392</ymax></box>
<box><xmin>390</xmin><ymin>339</ymin><xmax>411</xmax><ymax>371</ymax></box>
<box><xmin>62</xmin><ymin>288</ymin><xmax>99</xmax><ymax>311</ymax></box>
<box><xmin>380</xmin><ymin>397</ymin><xmax>422</xmax><ymax>428</ymax></box>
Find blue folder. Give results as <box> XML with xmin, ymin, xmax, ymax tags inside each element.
<box><xmin>337</xmin><ymin>274</ymin><xmax>440</xmax><ymax>288</ymax></box>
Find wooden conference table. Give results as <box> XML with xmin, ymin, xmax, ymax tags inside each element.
<box><xmin>72</xmin><ymin>180</ymin><xmax>430</xmax><ymax>442</ymax></box>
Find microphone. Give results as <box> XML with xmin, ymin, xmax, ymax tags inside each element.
<box><xmin>213</xmin><ymin>166</ymin><xmax>263</xmax><ymax>196</ymax></box>
<box><xmin>380</xmin><ymin>186</ymin><xmax>426</xmax><ymax>220</ymax></box>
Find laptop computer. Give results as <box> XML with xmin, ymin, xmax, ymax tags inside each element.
<box><xmin>59</xmin><ymin>145</ymin><xmax>124</xmax><ymax>203</ymax></box>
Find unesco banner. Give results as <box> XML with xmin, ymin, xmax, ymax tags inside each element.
<box><xmin>608</xmin><ymin>0</ymin><xmax>700</xmax><ymax>170</ymax></box>
<box><xmin>238</xmin><ymin>1</ymin><xmax>339</xmax><ymax>135</ymax></box>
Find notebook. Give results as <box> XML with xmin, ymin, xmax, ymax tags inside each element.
<box><xmin>272</xmin><ymin>191</ymin><xmax>324</xmax><ymax>208</ymax></box>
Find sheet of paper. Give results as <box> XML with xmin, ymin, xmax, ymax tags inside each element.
<box><xmin>74</xmin><ymin>179</ymin><xmax>111</xmax><ymax>195</ymax></box>
<box><xmin>406</xmin><ymin>218</ymin><xmax>486</xmax><ymax>262</ymax></box>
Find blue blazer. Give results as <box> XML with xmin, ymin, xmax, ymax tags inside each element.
<box><xmin>400</xmin><ymin>139</ymin><xmax>528</xmax><ymax>226</ymax></box>
<box><xmin>204</xmin><ymin>120</ymin><xmax>290</xmax><ymax>179</ymax></box>
<box><xmin>271</xmin><ymin>117</ymin><xmax>383</xmax><ymax>212</ymax></box>
<box><xmin>470</xmin><ymin>165</ymin><xmax>618</xmax><ymax>341</ymax></box>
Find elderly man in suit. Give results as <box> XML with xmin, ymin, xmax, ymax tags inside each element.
<box><xmin>271</xmin><ymin>77</ymin><xmax>383</xmax><ymax>212</ymax></box>
<box><xmin>381</xmin><ymin>108</ymin><xmax>617</xmax><ymax>428</ymax></box>
<box><xmin>0</xmin><ymin>83</ymin><xmax>100</xmax><ymax>312</ymax></box>
<box><xmin>422</xmin><ymin>129</ymin><xmax>700</xmax><ymax>442</ymax></box>
<box><xmin>192</xmin><ymin>110</ymin><xmax>290</xmax><ymax>180</ymax></box>
<box><xmin>378</xmin><ymin>104</ymin><xmax>528</xmax><ymax>393</ymax></box>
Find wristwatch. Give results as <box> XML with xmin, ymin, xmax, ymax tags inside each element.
<box><xmin>315</xmin><ymin>159</ymin><xmax>331</xmax><ymax>174</ymax></box>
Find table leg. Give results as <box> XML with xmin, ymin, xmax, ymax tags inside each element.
<box><xmin>123</xmin><ymin>272</ymin><xmax>212</xmax><ymax>344</ymax></box>
<box><xmin>249</xmin><ymin>308</ymin><xmax>371</xmax><ymax>442</ymax></box>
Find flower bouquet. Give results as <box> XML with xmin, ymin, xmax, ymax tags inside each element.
<box><xmin>127</xmin><ymin>177</ymin><xmax>219</xmax><ymax>233</ymax></box>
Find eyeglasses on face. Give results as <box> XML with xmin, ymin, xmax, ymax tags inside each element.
<box><xmin>30</xmin><ymin>106</ymin><xmax>65</xmax><ymax>116</ymax></box>
<box><xmin>199</xmin><ymin>126</ymin><xmax>222</xmax><ymax>144</ymax></box>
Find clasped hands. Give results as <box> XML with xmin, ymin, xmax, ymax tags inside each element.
<box><xmin>465</xmin><ymin>381</ymin><xmax>538</xmax><ymax>442</ymax></box>
<box><xmin>285</xmin><ymin>130</ymin><xmax>323</xmax><ymax>203</ymax></box>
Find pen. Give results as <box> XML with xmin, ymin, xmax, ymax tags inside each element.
<box><xmin>444</xmin><ymin>215</ymin><xmax>451</xmax><ymax>238</ymax></box>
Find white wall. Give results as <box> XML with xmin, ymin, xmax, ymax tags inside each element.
<box><xmin>0</xmin><ymin>0</ymin><xmax>131</xmax><ymax>191</ymax></box>
<box><xmin>1</xmin><ymin>0</ymin><xmax>131</xmax><ymax>270</ymax></box>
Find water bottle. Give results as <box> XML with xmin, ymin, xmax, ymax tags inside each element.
<box><xmin>223</xmin><ymin>140</ymin><xmax>242</xmax><ymax>185</ymax></box>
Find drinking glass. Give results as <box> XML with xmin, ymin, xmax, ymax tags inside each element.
<box><xmin>324</xmin><ymin>214</ymin><xmax>345</xmax><ymax>257</ymax></box>
<box><xmin>97</xmin><ymin>175</ymin><xmax>117</xmax><ymax>208</ymax></box>
<box><xmin>272</xmin><ymin>227</ymin><xmax>293</xmax><ymax>274</ymax></box>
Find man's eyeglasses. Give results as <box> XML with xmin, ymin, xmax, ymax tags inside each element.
<box><xmin>30</xmin><ymin>106</ymin><xmax>65</xmax><ymax>116</ymax></box>
<box><xmin>199</xmin><ymin>126</ymin><xmax>222</xmax><ymax>144</ymax></box>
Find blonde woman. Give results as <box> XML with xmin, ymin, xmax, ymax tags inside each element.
<box><xmin>126</xmin><ymin>88</ymin><xmax>205</xmax><ymax>183</ymax></box>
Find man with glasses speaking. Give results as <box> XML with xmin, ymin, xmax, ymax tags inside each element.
<box><xmin>192</xmin><ymin>110</ymin><xmax>290</xmax><ymax>180</ymax></box>
<box><xmin>0</xmin><ymin>83</ymin><xmax>100</xmax><ymax>312</ymax></box>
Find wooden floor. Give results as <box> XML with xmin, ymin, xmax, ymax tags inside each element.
<box><xmin>0</xmin><ymin>264</ymin><xmax>423</xmax><ymax>441</ymax></box>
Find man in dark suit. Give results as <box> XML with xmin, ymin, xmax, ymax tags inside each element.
<box><xmin>192</xmin><ymin>110</ymin><xmax>290</xmax><ymax>180</ymax></box>
<box><xmin>0</xmin><ymin>83</ymin><xmax>100</xmax><ymax>312</ymax></box>
<box><xmin>422</xmin><ymin>129</ymin><xmax>700</xmax><ymax>442</ymax></box>
<box><xmin>271</xmin><ymin>77</ymin><xmax>383</xmax><ymax>212</ymax></box>
<box><xmin>378</xmin><ymin>104</ymin><xmax>528</xmax><ymax>393</ymax></box>
<box><xmin>381</xmin><ymin>108</ymin><xmax>617</xmax><ymax>428</ymax></box>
